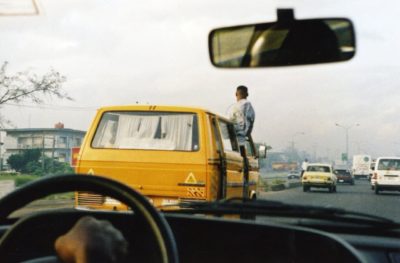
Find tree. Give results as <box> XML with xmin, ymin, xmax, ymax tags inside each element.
<box><xmin>7</xmin><ymin>154</ymin><xmax>25</xmax><ymax>172</ymax></box>
<box><xmin>7</xmin><ymin>149</ymin><xmax>41</xmax><ymax>173</ymax></box>
<box><xmin>0</xmin><ymin>61</ymin><xmax>71</xmax><ymax>127</ymax></box>
<box><xmin>7</xmin><ymin>149</ymin><xmax>73</xmax><ymax>175</ymax></box>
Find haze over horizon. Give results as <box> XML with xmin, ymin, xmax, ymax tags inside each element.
<box><xmin>1</xmin><ymin>0</ymin><xmax>400</xmax><ymax>160</ymax></box>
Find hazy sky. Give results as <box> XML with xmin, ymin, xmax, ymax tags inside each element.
<box><xmin>1</xmin><ymin>0</ymin><xmax>400</xmax><ymax>159</ymax></box>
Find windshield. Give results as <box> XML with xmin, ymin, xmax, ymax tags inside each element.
<box><xmin>0</xmin><ymin>0</ymin><xmax>399</xmax><ymax>224</ymax></box>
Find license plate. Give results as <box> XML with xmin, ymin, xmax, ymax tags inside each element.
<box><xmin>161</xmin><ymin>199</ymin><xmax>179</xmax><ymax>206</ymax></box>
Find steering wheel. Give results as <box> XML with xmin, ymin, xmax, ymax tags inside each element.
<box><xmin>0</xmin><ymin>174</ymin><xmax>179</xmax><ymax>263</ymax></box>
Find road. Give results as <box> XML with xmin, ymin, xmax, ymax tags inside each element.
<box><xmin>11</xmin><ymin>180</ymin><xmax>400</xmax><ymax>221</ymax></box>
<box><xmin>259</xmin><ymin>180</ymin><xmax>400</xmax><ymax>221</ymax></box>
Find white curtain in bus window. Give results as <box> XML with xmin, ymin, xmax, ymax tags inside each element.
<box><xmin>93</xmin><ymin>112</ymin><xmax>196</xmax><ymax>151</ymax></box>
<box><xmin>92</xmin><ymin>116</ymin><xmax>118</xmax><ymax>147</ymax></box>
<box><xmin>160</xmin><ymin>114</ymin><xmax>193</xmax><ymax>151</ymax></box>
<box><xmin>115</xmin><ymin>115</ymin><xmax>159</xmax><ymax>149</ymax></box>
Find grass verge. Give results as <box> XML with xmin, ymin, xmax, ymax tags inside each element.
<box><xmin>0</xmin><ymin>173</ymin><xmax>74</xmax><ymax>200</ymax></box>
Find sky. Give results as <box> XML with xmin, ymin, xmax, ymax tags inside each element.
<box><xmin>1</xmin><ymin>0</ymin><xmax>400</xmax><ymax>160</ymax></box>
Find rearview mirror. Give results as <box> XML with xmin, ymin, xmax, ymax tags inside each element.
<box><xmin>209</xmin><ymin>9</ymin><xmax>355</xmax><ymax>68</ymax></box>
<box><xmin>258</xmin><ymin>145</ymin><xmax>267</xmax><ymax>159</ymax></box>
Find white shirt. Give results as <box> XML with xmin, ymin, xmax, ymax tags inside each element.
<box><xmin>302</xmin><ymin>161</ymin><xmax>309</xmax><ymax>171</ymax></box>
<box><xmin>229</xmin><ymin>99</ymin><xmax>255</xmax><ymax>144</ymax></box>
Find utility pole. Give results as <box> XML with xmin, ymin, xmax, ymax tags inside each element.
<box><xmin>335</xmin><ymin>123</ymin><xmax>360</xmax><ymax>165</ymax></box>
<box><xmin>0</xmin><ymin>131</ymin><xmax>3</xmax><ymax>171</ymax></box>
<box><xmin>290</xmin><ymin>132</ymin><xmax>305</xmax><ymax>161</ymax></box>
<box><xmin>41</xmin><ymin>133</ymin><xmax>45</xmax><ymax>175</ymax></box>
<box><xmin>312</xmin><ymin>144</ymin><xmax>317</xmax><ymax>162</ymax></box>
<box><xmin>51</xmin><ymin>135</ymin><xmax>56</xmax><ymax>172</ymax></box>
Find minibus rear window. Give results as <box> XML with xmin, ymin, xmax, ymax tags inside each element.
<box><xmin>377</xmin><ymin>159</ymin><xmax>400</xmax><ymax>171</ymax></box>
<box><xmin>92</xmin><ymin>111</ymin><xmax>199</xmax><ymax>151</ymax></box>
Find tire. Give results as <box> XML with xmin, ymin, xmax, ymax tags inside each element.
<box><xmin>329</xmin><ymin>186</ymin><xmax>334</xmax><ymax>193</ymax></box>
<box><xmin>333</xmin><ymin>185</ymin><xmax>337</xmax><ymax>193</ymax></box>
<box><xmin>371</xmin><ymin>185</ymin><xmax>375</xmax><ymax>190</ymax></box>
<box><xmin>375</xmin><ymin>186</ymin><xmax>380</xmax><ymax>195</ymax></box>
<box><xmin>303</xmin><ymin>186</ymin><xmax>309</xmax><ymax>192</ymax></box>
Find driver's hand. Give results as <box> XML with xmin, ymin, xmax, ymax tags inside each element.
<box><xmin>54</xmin><ymin>216</ymin><xmax>128</xmax><ymax>263</ymax></box>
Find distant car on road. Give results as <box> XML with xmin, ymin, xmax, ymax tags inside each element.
<box><xmin>374</xmin><ymin>157</ymin><xmax>400</xmax><ymax>194</ymax></box>
<box><xmin>287</xmin><ymin>170</ymin><xmax>300</xmax><ymax>180</ymax></box>
<box><xmin>302</xmin><ymin>163</ymin><xmax>337</xmax><ymax>193</ymax></box>
<box><xmin>334</xmin><ymin>169</ymin><xmax>354</xmax><ymax>185</ymax></box>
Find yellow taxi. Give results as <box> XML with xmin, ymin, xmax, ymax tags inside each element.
<box><xmin>302</xmin><ymin>163</ymin><xmax>337</xmax><ymax>193</ymax></box>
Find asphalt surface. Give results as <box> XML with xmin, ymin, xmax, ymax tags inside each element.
<box><xmin>259</xmin><ymin>179</ymin><xmax>400</xmax><ymax>221</ymax></box>
<box><xmin>11</xmin><ymin>179</ymin><xmax>400</xmax><ymax>222</ymax></box>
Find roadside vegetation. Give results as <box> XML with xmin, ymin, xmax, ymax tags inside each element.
<box><xmin>258</xmin><ymin>177</ymin><xmax>288</xmax><ymax>192</ymax></box>
<box><xmin>6</xmin><ymin>149</ymin><xmax>73</xmax><ymax>176</ymax></box>
<box><xmin>0</xmin><ymin>149</ymin><xmax>74</xmax><ymax>190</ymax></box>
<box><xmin>0</xmin><ymin>173</ymin><xmax>37</xmax><ymax>187</ymax></box>
<box><xmin>0</xmin><ymin>173</ymin><xmax>74</xmax><ymax>200</ymax></box>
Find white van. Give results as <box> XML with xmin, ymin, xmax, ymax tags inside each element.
<box><xmin>373</xmin><ymin>157</ymin><xmax>400</xmax><ymax>194</ymax></box>
<box><xmin>352</xmin><ymin>155</ymin><xmax>371</xmax><ymax>179</ymax></box>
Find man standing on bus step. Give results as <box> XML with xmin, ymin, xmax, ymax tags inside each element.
<box><xmin>229</xmin><ymin>85</ymin><xmax>256</xmax><ymax>146</ymax></box>
<box><xmin>301</xmin><ymin>158</ymin><xmax>309</xmax><ymax>178</ymax></box>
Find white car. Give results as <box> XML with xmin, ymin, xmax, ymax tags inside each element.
<box><xmin>373</xmin><ymin>157</ymin><xmax>400</xmax><ymax>194</ymax></box>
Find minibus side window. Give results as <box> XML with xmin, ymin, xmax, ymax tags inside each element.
<box><xmin>211</xmin><ymin>116</ymin><xmax>222</xmax><ymax>152</ymax></box>
<box><xmin>244</xmin><ymin>140</ymin><xmax>255</xmax><ymax>156</ymax></box>
<box><xmin>218</xmin><ymin>120</ymin><xmax>239</xmax><ymax>152</ymax></box>
<box><xmin>192</xmin><ymin>114</ymin><xmax>199</xmax><ymax>151</ymax></box>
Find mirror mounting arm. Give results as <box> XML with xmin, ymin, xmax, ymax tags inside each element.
<box><xmin>277</xmin><ymin>8</ymin><xmax>295</xmax><ymax>22</ymax></box>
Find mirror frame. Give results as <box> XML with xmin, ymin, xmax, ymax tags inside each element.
<box><xmin>208</xmin><ymin>9</ymin><xmax>356</xmax><ymax>68</ymax></box>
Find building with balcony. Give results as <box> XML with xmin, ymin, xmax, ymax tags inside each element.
<box><xmin>0</xmin><ymin>123</ymin><xmax>85</xmax><ymax>169</ymax></box>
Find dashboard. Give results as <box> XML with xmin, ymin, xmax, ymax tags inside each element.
<box><xmin>0</xmin><ymin>210</ymin><xmax>398</xmax><ymax>262</ymax></box>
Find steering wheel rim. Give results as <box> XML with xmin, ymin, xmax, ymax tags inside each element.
<box><xmin>0</xmin><ymin>174</ymin><xmax>179</xmax><ymax>263</ymax></box>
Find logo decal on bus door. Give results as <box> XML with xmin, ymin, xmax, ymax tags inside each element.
<box><xmin>87</xmin><ymin>169</ymin><xmax>95</xmax><ymax>175</ymax></box>
<box><xmin>185</xmin><ymin>173</ymin><xmax>197</xmax><ymax>184</ymax></box>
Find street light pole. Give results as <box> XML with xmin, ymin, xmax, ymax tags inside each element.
<box><xmin>290</xmin><ymin>132</ymin><xmax>305</xmax><ymax>161</ymax></box>
<box><xmin>346</xmin><ymin>128</ymin><xmax>349</xmax><ymax>163</ymax></box>
<box><xmin>335</xmin><ymin>123</ymin><xmax>360</xmax><ymax>165</ymax></box>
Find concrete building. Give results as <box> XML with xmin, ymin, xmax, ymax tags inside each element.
<box><xmin>0</xmin><ymin>123</ymin><xmax>85</xmax><ymax>169</ymax></box>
